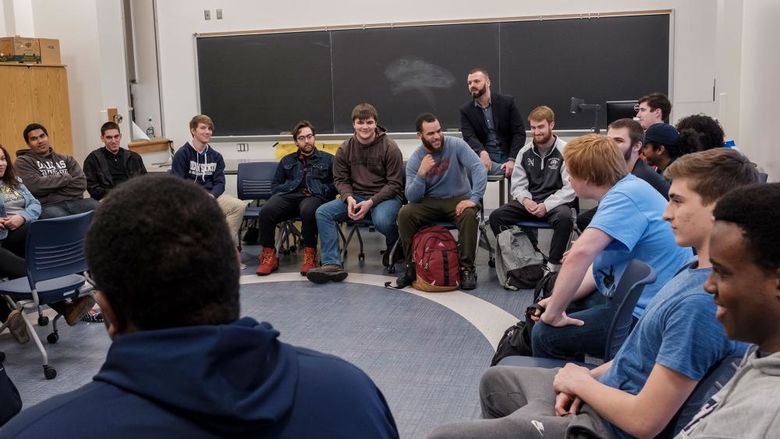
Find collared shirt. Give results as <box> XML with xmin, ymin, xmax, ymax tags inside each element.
<box><xmin>474</xmin><ymin>99</ymin><xmax>499</xmax><ymax>149</ymax></box>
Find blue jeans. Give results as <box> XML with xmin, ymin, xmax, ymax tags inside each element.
<box><xmin>315</xmin><ymin>195</ymin><xmax>402</xmax><ymax>266</ymax></box>
<box><xmin>531</xmin><ymin>292</ymin><xmax>612</xmax><ymax>362</ymax></box>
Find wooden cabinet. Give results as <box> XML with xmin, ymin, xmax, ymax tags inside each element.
<box><xmin>0</xmin><ymin>64</ymin><xmax>73</xmax><ymax>157</ymax></box>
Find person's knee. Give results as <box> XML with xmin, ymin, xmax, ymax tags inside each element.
<box><xmin>315</xmin><ymin>202</ymin><xmax>338</xmax><ymax>222</ymax></box>
<box><xmin>372</xmin><ymin>208</ymin><xmax>398</xmax><ymax>233</ymax></box>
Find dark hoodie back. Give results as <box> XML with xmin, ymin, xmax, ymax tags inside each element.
<box><xmin>2</xmin><ymin>318</ymin><xmax>398</xmax><ymax>438</ymax></box>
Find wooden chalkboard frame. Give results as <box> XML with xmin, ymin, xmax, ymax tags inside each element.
<box><xmin>195</xmin><ymin>10</ymin><xmax>672</xmax><ymax>137</ymax></box>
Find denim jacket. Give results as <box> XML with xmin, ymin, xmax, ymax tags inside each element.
<box><xmin>0</xmin><ymin>179</ymin><xmax>42</xmax><ymax>240</ymax></box>
<box><xmin>272</xmin><ymin>149</ymin><xmax>336</xmax><ymax>200</ymax></box>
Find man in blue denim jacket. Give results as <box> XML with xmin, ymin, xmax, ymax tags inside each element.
<box><xmin>256</xmin><ymin>121</ymin><xmax>335</xmax><ymax>276</ymax></box>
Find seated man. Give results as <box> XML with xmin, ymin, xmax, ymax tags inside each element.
<box><xmin>429</xmin><ymin>147</ymin><xmax>758</xmax><ymax>439</ymax></box>
<box><xmin>677</xmin><ymin>182</ymin><xmax>780</xmax><ymax>438</ymax></box>
<box><xmin>531</xmin><ymin>134</ymin><xmax>692</xmax><ymax>361</ymax></box>
<box><xmin>170</xmin><ymin>115</ymin><xmax>246</xmax><ymax>248</ymax></box>
<box><xmin>395</xmin><ymin>113</ymin><xmax>487</xmax><ymax>290</ymax></box>
<box><xmin>488</xmin><ymin>106</ymin><xmax>575</xmax><ymax>272</ymax></box>
<box><xmin>642</xmin><ymin>122</ymin><xmax>688</xmax><ymax>174</ymax></box>
<box><xmin>576</xmin><ymin>118</ymin><xmax>670</xmax><ymax>230</ymax></box>
<box><xmin>635</xmin><ymin>92</ymin><xmax>671</xmax><ymax>131</ymax></box>
<box><xmin>15</xmin><ymin>123</ymin><xmax>98</xmax><ymax>218</ymax></box>
<box><xmin>83</xmin><ymin>121</ymin><xmax>147</xmax><ymax>200</ymax></box>
<box><xmin>256</xmin><ymin>121</ymin><xmax>335</xmax><ymax>276</ymax></box>
<box><xmin>1</xmin><ymin>174</ymin><xmax>399</xmax><ymax>438</ymax></box>
<box><xmin>306</xmin><ymin>103</ymin><xmax>404</xmax><ymax>284</ymax></box>
<box><xmin>459</xmin><ymin>68</ymin><xmax>526</xmax><ymax>176</ymax></box>
<box><xmin>676</xmin><ymin>113</ymin><xmax>726</xmax><ymax>150</ymax></box>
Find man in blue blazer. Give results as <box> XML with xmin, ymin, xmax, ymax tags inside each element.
<box><xmin>459</xmin><ymin>68</ymin><xmax>527</xmax><ymax>178</ymax></box>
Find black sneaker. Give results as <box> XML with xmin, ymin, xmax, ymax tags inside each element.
<box><xmin>306</xmin><ymin>264</ymin><xmax>348</xmax><ymax>284</ymax></box>
<box><xmin>392</xmin><ymin>263</ymin><xmax>416</xmax><ymax>289</ymax></box>
<box><xmin>461</xmin><ymin>270</ymin><xmax>477</xmax><ymax>290</ymax></box>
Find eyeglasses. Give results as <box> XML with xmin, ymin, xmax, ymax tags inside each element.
<box><xmin>296</xmin><ymin>133</ymin><xmax>314</xmax><ymax>142</ymax></box>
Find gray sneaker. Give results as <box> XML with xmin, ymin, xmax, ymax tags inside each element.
<box><xmin>306</xmin><ymin>264</ymin><xmax>348</xmax><ymax>284</ymax></box>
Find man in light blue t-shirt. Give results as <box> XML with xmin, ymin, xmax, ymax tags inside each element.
<box><xmin>531</xmin><ymin>134</ymin><xmax>691</xmax><ymax>362</ymax></box>
<box><xmin>394</xmin><ymin>113</ymin><xmax>487</xmax><ymax>290</ymax></box>
<box><xmin>428</xmin><ymin>146</ymin><xmax>758</xmax><ymax>439</ymax></box>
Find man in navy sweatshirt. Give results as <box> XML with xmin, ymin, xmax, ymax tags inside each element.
<box><xmin>1</xmin><ymin>174</ymin><xmax>398</xmax><ymax>439</ymax></box>
<box><xmin>395</xmin><ymin>113</ymin><xmax>487</xmax><ymax>290</ymax></box>
<box><xmin>170</xmin><ymin>114</ymin><xmax>246</xmax><ymax>247</ymax></box>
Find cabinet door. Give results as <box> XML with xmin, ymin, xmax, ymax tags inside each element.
<box><xmin>29</xmin><ymin>66</ymin><xmax>73</xmax><ymax>155</ymax></box>
<box><xmin>0</xmin><ymin>66</ymin><xmax>35</xmax><ymax>158</ymax></box>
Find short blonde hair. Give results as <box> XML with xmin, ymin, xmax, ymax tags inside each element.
<box><xmin>528</xmin><ymin>106</ymin><xmax>555</xmax><ymax>124</ymax></box>
<box><xmin>563</xmin><ymin>134</ymin><xmax>627</xmax><ymax>187</ymax></box>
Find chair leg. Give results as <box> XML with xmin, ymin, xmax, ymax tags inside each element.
<box><xmin>21</xmin><ymin>309</ymin><xmax>56</xmax><ymax>379</ymax></box>
<box><xmin>355</xmin><ymin>227</ymin><xmax>365</xmax><ymax>263</ymax></box>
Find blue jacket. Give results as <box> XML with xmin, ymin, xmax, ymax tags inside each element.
<box><xmin>2</xmin><ymin>317</ymin><xmax>398</xmax><ymax>439</ymax></box>
<box><xmin>0</xmin><ymin>180</ymin><xmax>41</xmax><ymax>240</ymax></box>
<box><xmin>170</xmin><ymin>142</ymin><xmax>226</xmax><ymax>197</ymax></box>
<box><xmin>272</xmin><ymin>149</ymin><xmax>336</xmax><ymax>200</ymax></box>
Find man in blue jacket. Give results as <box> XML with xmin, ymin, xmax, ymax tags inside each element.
<box><xmin>256</xmin><ymin>121</ymin><xmax>335</xmax><ymax>276</ymax></box>
<box><xmin>1</xmin><ymin>174</ymin><xmax>398</xmax><ymax>439</ymax></box>
<box><xmin>395</xmin><ymin>113</ymin><xmax>487</xmax><ymax>290</ymax></box>
<box><xmin>170</xmin><ymin>114</ymin><xmax>246</xmax><ymax>247</ymax></box>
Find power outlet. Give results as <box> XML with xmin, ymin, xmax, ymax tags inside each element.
<box><xmin>236</xmin><ymin>143</ymin><xmax>249</xmax><ymax>152</ymax></box>
<box><xmin>216</xmin><ymin>9</ymin><xmax>223</xmax><ymax>20</ymax></box>
<box><xmin>204</xmin><ymin>10</ymin><xmax>211</xmax><ymax>20</ymax></box>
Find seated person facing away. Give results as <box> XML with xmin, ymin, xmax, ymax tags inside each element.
<box><xmin>307</xmin><ymin>103</ymin><xmax>404</xmax><ymax>284</ymax></box>
<box><xmin>488</xmin><ymin>105</ymin><xmax>575</xmax><ymax>272</ymax></box>
<box><xmin>676</xmin><ymin>182</ymin><xmax>780</xmax><ymax>438</ymax></box>
<box><xmin>394</xmin><ymin>113</ymin><xmax>487</xmax><ymax>290</ymax></box>
<box><xmin>15</xmin><ymin>123</ymin><xmax>97</xmax><ymax>219</ymax></box>
<box><xmin>83</xmin><ymin>121</ymin><xmax>147</xmax><ymax>201</ymax></box>
<box><xmin>530</xmin><ymin>134</ymin><xmax>692</xmax><ymax>361</ymax></box>
<box><xmin>577</xmin><ymin>118</ymin><xmax>670</xmax><ymax>230</ymax></box>
<box><xmin>170</xmin><ymin>114</ymin><xmax>246</xmax><ymax>248</ymax></box>
<box><xmin>635</xmin><ymin>92</ymin><xmax>671</xmax><ymax>131</ymax></box>
<box><xmin>256</xmin><ymin>120</ymin><xmax>336</xmax><ymax>277</ymax></box>
<box><xmin>1</xmin><ymin>174</ymin><xmax>399</xmax><ymax>438</ymax></box>
<box><xmin>429</xmin><ymin>147</ymin><xmax>758</xmax><ymax>439</ymax></box>
<box><xmin>459</xmin><ymin>67</ymin><xmax>526</xmax><ymax>176</ymax></box>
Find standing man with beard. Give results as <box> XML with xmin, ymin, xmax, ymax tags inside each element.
<box><xmin>460</xmin><ymin>68</ymin><xmax>526</xmax><ymax>177</ymax></box>
<box><xmin>488</xmin><ymin>106</ymin><xmax>575</xmax><ymax>273</ymax></box>
<box><xmin>394</xmin><ymin>113</ymin><xmax>487</xmax><ymax>290</ymax></box>
<box><xmin>255</xmin><ymin>121</ymin><xmax>335</xmax><ymax>277</ymax></box>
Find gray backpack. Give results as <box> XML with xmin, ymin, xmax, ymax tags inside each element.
<box><xmin>495</xmin><ymin>226</ymin><xmax>545</xmax><ymax>290</ymax></box>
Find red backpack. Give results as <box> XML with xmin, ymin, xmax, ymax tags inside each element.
<box><xmin>411</xmin><ymin>226</ymin><xmax>460</xmax><ymax>292</ymax></box>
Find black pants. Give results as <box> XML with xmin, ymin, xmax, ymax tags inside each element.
<box><xmin>0</xmin><ymin>223</ymin><xmax>30</xmax><ymax>321</ymax></box>
<box><xmin>257</xmin><ymin>192</ymin><xmax>326</xmax><ymax>248</ymax></box>
<box><xmin>577</xmin><ymin>206</ymin><xmax>597</xmax><ymax>232</ymax></box>
<box><xmin>41</xmin><ymin>198</ymin><xmax>98</xmax><ymax>219</ymax></box>
<box><xmin>488</xmin><ymin>200</ymin><xmax>573</xmax><ymax>265</ymax></box>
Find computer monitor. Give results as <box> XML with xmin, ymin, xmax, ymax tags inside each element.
<box><xmin>606</xmin><ymin>100</ymin><xmax>639</xmax><ymax>126</ymax></box>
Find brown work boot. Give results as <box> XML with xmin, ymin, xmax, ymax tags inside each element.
<box><xmin>300</xmin><ymin>247</ymin><xmax>318</xmax><ymax>276</ymax></box>
<box><xmin>256</xmin><ymin>247</ymin><xmax>279</xmax><ymax>276</ymax></box>
<box><xmin>5</xmin><ymin>309</ymin><xmax>30</xmax><ymax>344</ymax></box>
<box><xmin>64</xmin><ymin>296</ymin><xmax>96</xmax><ymax>326</ymax></box>
<box><xmin>306</xmin><ymin>264</ymin><xmax>348</xmax><ymax>284</ymax></box>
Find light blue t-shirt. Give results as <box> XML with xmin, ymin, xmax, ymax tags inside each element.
<box><xmin>599</xmin><ymin>262</ymin><xmax>747</xmax><ymax>439</ymax></box>
<box><xmin>589</xmin><ymin>174</ymin><xmax>692</xmax><ymax>317</ymax></box>
<box><xmin>405</xmin><ymin>136</ymin><xmax>487</xmax><ymax>204</ymax></box>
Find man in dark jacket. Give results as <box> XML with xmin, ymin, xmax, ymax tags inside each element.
<box><xmin>83</xmin><ymin>122</ymin><xmax>147</xmax><ymax>201</ymax></box>
<box><xmin>256</xmin><ymin>120</ymin><xmax>335</xmax><ymax>276</ymax></box>
<box><xmin>1</xmin><ymin>174</ymin><xmax>398</xmax><ymax>439</ymax></box>
<box><xmin>459</xmin><ymin>68</ymin><xmax>526</xmax><ymax>177</ymax></box>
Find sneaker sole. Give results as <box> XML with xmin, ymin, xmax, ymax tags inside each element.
<box><xmin>256</xmin><ymin>266</ymin><xmax>278</xmax><ymax>276</ymax></box>
<box><xmin>306</xmin><ymin>271</ymin><xmax>348</xmax><ymax>284</ymax></box>
<box><xmin>7</xmin><ymin>311</ymin><xmax>30</xmax><ymax>344</ymax></box>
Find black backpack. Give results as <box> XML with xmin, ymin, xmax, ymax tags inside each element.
<box><xmin>0</xmin><ymin>353</ymin><xmax>22</xmax><ymax>427</ymax></box>
<box><xmin>490</xmin><ymin>304</ymin><xmax>544</xmax><ymax>366</ymax></box>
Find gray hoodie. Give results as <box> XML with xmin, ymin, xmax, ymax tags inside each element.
<box><xmin>676</xmin><ymin>346</ymin><xmax>780</xmax><ymax>438</ymax></box>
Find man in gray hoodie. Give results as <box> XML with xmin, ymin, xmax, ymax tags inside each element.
<box><xmin>676</xmin><ymin>182</ymin><xmax>780</xmax><ymax>438</ymax></box>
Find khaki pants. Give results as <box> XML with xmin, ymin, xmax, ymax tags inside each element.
<box><xmin>396</xmin><ymin>197</ymin><xmax>480</xmax><ymax>271</ymax></box>
<box><xmin>217</xmin><ymin>193</ymin><xmax>247</xmax><ymax>247</ymax></box>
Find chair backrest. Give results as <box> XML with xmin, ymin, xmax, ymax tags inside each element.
<box><xmin>602</xmin><ymin>259</ymin><xmax>656</xmax><ymax>360</ymax></box>
<box><xmin>25</xmin><ymin>211</ymin><xmax>94</xmax><ymax>289</ymax></box>
<box><xmin>658</xmin><ymin>355</ymin><xmax>742</xmax><ymax>438</ymax></box>
<box><xmin>237</xmin><ymin>162</ymin><xmax>277</xmax><ymax>201</ymax></box>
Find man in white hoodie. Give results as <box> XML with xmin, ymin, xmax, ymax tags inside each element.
<box><xmin>676</xmin><ymin>182</ymin><xmax>780</xmax><ymax>438</ymax></box>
